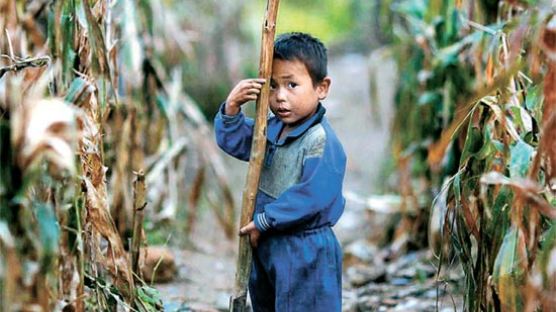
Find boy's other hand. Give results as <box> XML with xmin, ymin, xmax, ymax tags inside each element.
<box><xmin>225</xmin><ymin>78</ymin><xmax>266</xmax><ymax>116</ymax></box>
<box><xmin>239</xmin><ymin>221</ymin><xmax>261</xmax><ymax>248</ymax></box>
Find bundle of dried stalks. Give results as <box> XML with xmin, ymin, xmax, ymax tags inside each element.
<box><xmin>388</xmin><ymin>0</ymin><xmax>556</xmax><ymax>310</ymax></box>
<box><xmin>1</xmin><ymin>69</ymin><xmax>78</xmax><ymax>311</ymax></box>
<box><xmin>2</xmin><ymin>0</ymin><xmax>238</xmax><ymax>310</ymax></box>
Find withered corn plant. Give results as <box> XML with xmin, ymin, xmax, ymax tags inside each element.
<box><xmin>0</xmin><ymin>0</ymin><xmax>235</xmax><ymax>310</ymax></box>
<box><xmin>390</xmin><ymin>0</ymin><xmax>556</xmax><ymax>310</ymax></box>
<box><xmin>1</xmin><ymin>72</ymin><xmax>80</xmax><ymax>311</ymax></box>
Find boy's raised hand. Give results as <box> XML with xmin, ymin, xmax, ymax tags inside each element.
<box><xmin>225</xmin><ymin>78</ymin><xmax>266</xmax><ymax>116</ymax></box>
<box><xmin>239</xmin><ymin>221</ymin><xmax>261</xmax><ymax>248</ymax></box>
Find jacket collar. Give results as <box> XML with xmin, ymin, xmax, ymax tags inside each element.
<box><xmin>267</xmin><ymin>103</ymin><xmax>326</xmax><ymax>145</ymax></box>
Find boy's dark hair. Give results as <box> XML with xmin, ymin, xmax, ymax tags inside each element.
<box><xmin>273</xmin><ymin>32</ymin><xmax>327</xmax><ymax>85</ymax></box>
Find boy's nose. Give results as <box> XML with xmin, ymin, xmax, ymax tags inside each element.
<box><xmin>275</xmin><ymin>87</ymin><xmax>286</xmax><ymax>102</ymax></box>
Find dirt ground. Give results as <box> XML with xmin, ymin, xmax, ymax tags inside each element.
<box><xmin>156</xmin><ymin>52</ymin><xmax>462</xmax><ymax>311</ymax></box>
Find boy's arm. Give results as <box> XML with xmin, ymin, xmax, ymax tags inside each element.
<box><xmin>214</xmin><ymin>78</ymin><xmax>266</xmax><ymax>161</ymax></box>
<box><xmin>214</xmin><ymin>103</ymin><xmax>254</xmax><ymax>161</ymax></box>
<box><xmin>253</xmin><ymin>137</ymin><xmax>346</xmax><ymax>232</ymax></box>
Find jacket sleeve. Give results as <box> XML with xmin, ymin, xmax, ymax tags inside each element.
<box><xmin>253</xmin><ymin>137</ymin><xmax>346</xmax><ymax>232</ymax></box>
<box><xmin>214</xmin><ymin>102</ymin><xmax>254</xmax><ymax>161</ymax></box>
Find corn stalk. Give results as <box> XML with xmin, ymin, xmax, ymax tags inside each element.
<box><xmin>131</xmin><ymin>171</ymin><xmax>146</xmax><ymax>276</ymax></box>
<box><xmin>389</xmin><ymin>0</ymin><xmax>556</xmax><ymax>310</ymax></box>
<box><xmin>1</xmin><ymin>0</ymin><xmax>234</xmax><ymax>310</ymax></box>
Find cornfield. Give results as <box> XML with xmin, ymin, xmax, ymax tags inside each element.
<box><xmin>389</xmin><ymin>0</ymin><xmax>556</xmax><ymax>310</ymax></box>
<box><xmin>0</xmin><ymin>0</ymin><xmax>234</xmax><ymax>310</ymax></box>
<box><xmin>4</xmin><ymin>0</ymin><xmax>556</xmax><ymax>310</ymax></box>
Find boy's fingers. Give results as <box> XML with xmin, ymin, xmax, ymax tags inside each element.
<box><xmin>241</xmin><ymin>88</ymin><xmax>260</xmax><ymax>95</ymax></box>
<box><xmin>236</xmin><ymin>90</ymin><xmax>258</xmax><ymax>101</ymax></box>
<box><xmin>239</xmin><ymin>225</ymin><xmax>250</xmax><ymax>235</ymax></box>
<box><xmin>248</xmin><ymin>83</ymin><xmax>263</xmax><ymax>90</ymax></box>
<box><xmin>239</xmin><ymin>222</ymin><xmax>256</xmax><ymax>235</ymax></box>
<box><xmin>238</xmin><ymin>79</ymin><xmax>264</xmax><ymax>89</ymax></box>
<box><xmin>251</xmin><ymin>79</ymin><xmax>266</xmax><ymax>87</ymax></box>
<box><xmin>239</xmin><ymin>226</ymin><xmax>246</xmax><ymax>235</ymax></box>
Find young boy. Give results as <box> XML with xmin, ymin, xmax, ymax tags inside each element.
<box><xmin>214</xmin><ymin>32</ymin><xmax>346</xmax><ymax>312</ymax></box>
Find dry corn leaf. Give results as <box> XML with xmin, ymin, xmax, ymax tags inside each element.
<box><xmin>12</xmin><ymin>98</ymin><xmax>78</xmax><ymax>173</ymax></box>
<box><xmin>83</xmin><ymin>178</ymin><xmax>134</xmax><ymax>299</ymax></box>
<box><xmin>541</xmin><ymin>16</ymin><xmax>556</xmax><ymax>187</ymax></box>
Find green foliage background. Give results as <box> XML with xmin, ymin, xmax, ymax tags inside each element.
<box><xmin>247</xmin><ymin>0</ymin><xmax>357</xmax><ymax>44</ymax></box>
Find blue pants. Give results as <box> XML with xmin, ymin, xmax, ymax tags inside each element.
<box><xmin>249</xmin><ymin>227</ymin><xmax>342</xmax><ymax>312</ymax></box>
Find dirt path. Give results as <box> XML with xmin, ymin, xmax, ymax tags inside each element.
<box><xmin>326</xmin><ymin>51</ymin><xmax>396</xmax><ymax>246</ymax></box>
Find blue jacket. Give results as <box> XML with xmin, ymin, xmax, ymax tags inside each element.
<box><xmin>214</xmin><ymin>103</ymin><xmax>346</xmax><ymax>234</ymax></box>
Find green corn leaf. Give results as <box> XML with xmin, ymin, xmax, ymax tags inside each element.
<box><xmin>459</xmin><ymin>108</ymin><xmax>483</xmax><ymax>166</ymax></box>
<box><xmin>96</xmin><ymin>77</ymin><xmax>109</xmax><ymax>113</ymax></box>
<box><xmin>391</xmin><ymin>0</ymin><xmax>427</xmax><ymax>19</ymax></box>
<box><xmin>136</xmin><ymin>285</ymin><xmax>163</xmax><ymax>306</ymax></box>
<box><xmin>155</xmin><ymin>94</ymin><xmax>170</xmax><ymax>121</ymax></box>
<box><xmin>475</xmin><ymin>124</ymin><xmax>494</xmax><ymax>160</ymax></box>
<box><xmin>492</xmin><ymin>227</ymin><xmax>526</xmax><ymax>312</ymax></box>
<box><xmin>418</xmin><ymin>90</ymin><xmax>442</xmax><ymax>106</ymax></box>
<box><xmin>74</xmin><ymin>0</ymin><xmax>87</xmax><ymax>28</ymax></box>
<box><xmin>47</xmin><ymin>6</ymin><xmax>57</xmax><ymax>59</ymax></box>
<box><xmin>484</xmin><ymin>187</ymin><xmax>512</xmax><ymax>264</ymax></box>
<box><xmin>138</xmin><ymin>0</ymin><xmax>154</xmax><ymax>36</ymax></box>
<box><xmin>525</xmin><ymin>84</ymin><xmax>542</xmax><ymax>111</ymax></box>
<box><xmin>433</xmin><ymin>31</ymin><xmax>483</xmax><ymax>68</ymax></box>
<box><xmin>34</xmin><ymin>202</ymin><xmax>60</xmax><ymax>272</ymax></box>
<box><xmin>80</xmin><ymin>0</ymin><xmax>109</xmax><ymax>77</ymax></box>
<box><xmin>118</xmin><ymin>0</ymin><xmax>144</xmax><ymax>81</ymax></box>
<box><xmin>509</xmin><ymin>139</ymin><xmax>534</xmax><ymax>178</ymax></box>
<box><xmin>510</xmin><ymin>104</ymin><xmax>534</xmax><ymax>139</ymax></box>
<box><xmin>65</xmin><ymin>77</ymin><xmax>90</xmax><ymax>104</ymax></box>
<box><xmin>525</xmin><ymin>84</ymin><xmax>544</xmax><ymax>123</ymax></box>
<box><xmin>61</xmin><ymin>0</ymin><xmax>76</xmax><ymax>85</ymax></box>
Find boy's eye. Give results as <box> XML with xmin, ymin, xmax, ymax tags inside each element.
<box><xmin>269</xmin><ymin>82</ymin><xmax>277</xmax><ymax>90</ymax></box>
<box><xmin>287</xmin><ymin>82</ymin><xmax>297</xmax><ymax>89</ymax></box>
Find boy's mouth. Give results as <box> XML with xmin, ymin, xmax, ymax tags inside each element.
<box><xmin>276</xmin><ymin>108</ymin><xmax>292</xmax><ymax>118</ymax></box>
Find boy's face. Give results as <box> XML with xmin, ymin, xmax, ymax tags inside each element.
<box><xmin>269</xmin><ymin>59</ymin><xmax>331</xmax><ymax>128</ymax></box>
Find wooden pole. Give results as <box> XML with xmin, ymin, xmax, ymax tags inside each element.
<box><xmin>131</xmin><ymin>170</ymin><xmax>146</xmax><ymax>276</ymax></box>
<box><xmin>229</xmin><ymin>1</ymin><xmax>280</xmax><ymax>311</ymax></box>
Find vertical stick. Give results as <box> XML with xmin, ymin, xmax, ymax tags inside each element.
<box><xmin>186</xmin><ymin>166</ymin><xmax>205</xmax><ymax>236</ymax></box>
<box><xmin>75</xmin><ymin>196</ymin><xmax>85</xmax><ymax>312</ymax></box>
<box><xmin>131</xmin><ymin>171</ymin><xmax>146</xmax><ymax>276</ymax></box>
<box><xmin>229</xmin><ymin>1</ymin><xmax>280</xmax><ymax>311</ymax></box>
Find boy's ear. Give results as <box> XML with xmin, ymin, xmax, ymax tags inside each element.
<box><xmin>316</xmin><ymin>76</ymin><xmax>331</xmax><ymax>100</ymax></box>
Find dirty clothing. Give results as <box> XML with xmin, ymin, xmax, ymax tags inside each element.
<box><xmin>214</xmin><ymin>102</ymin><xmax>346</xmax><ymax>312</ymax></box>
